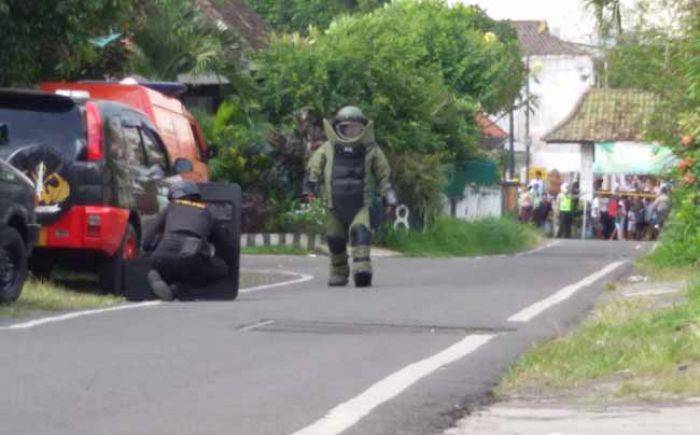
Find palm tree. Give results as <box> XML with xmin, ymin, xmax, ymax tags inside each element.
<box><xmin>130</xmin><ymin>0</ymin><xmax>240</xmax><ymax>81</ymax></box>
<box><xmin>583</xmin><ymin>0</ymin><xmax>623</xmax><ymax>43</ymax></box>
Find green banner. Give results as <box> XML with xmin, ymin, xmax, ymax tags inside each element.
<box><xmin>594</xmin><ymin>142</ymin><xmax>677</xmax><ymax>175</ymax></box>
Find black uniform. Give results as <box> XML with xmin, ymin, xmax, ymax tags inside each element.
<box><xmin>142</xmin><ymin>199</ymin><xmax>228</xmax><ymax>291</ymax></box>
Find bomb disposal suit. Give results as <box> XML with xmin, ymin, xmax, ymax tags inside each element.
<box><xmin>305</xmin><ymin>107</ymin><xmax>396</xmax><ymax>287</ymax></box>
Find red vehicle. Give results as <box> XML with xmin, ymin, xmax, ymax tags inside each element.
<box><xmin>40</xmin><ymin>81</ymin><xmax>211</xmax><ymax>182</ymax></box>
<box><xmin>0</xmin><ymin>86</ymin><xmax>207</xmax><ymax>292</ymax></box>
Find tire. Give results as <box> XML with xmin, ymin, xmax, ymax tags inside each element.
<box><xmin>99</xmin><ymin>224</ymin><xmax>139</xmax><ymax>294</ymax></box>
<box><xmin>0</xmin><ymin>226</ymin><xmax>29</xmax><ymax>303</ymax></box>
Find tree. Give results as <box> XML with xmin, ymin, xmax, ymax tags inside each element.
<box><xmin>0</xmin><ymin>0</ymin><xmax>137</xmax><ymax>86</ymax></box>
<box><xmin>245</xmin><ymin>0</ymin><xmax>389</xmax><ymax>34</ymax></box>
<box><xmin>583</xmin><ymin>0</ymin><xmax>623</xmax><ymax>43</ymax></box>
<box><xmin>213</xmin><ymin>0</ymin><xmax>524</xmax><ymax>226</ymax></box>
<box><xmin>130</xmin><ymin>0</ymin><xmax>240</xmax><ymax>81</ymax></box>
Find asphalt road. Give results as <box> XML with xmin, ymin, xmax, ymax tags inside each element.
<box><xmin>1</xmin><ymin>240</ymin><xmax>646</xmax><ymax>435</ymax></box>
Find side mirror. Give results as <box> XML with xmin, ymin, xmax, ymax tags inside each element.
<box><xmin>173</xmin><ymin>158</ymin><xmax>194</xmax><ymax>175</ymax></box>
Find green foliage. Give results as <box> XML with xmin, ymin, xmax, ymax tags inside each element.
<box><xmin>381</xmin><ymin>217</ymin><xmax>540</xmax><ymax>257</ymax></box>
<box><xmin>131</xmin><ymin>0</ymin><xmax>240</xmax><ymax>80</ymax></box>
<box><xmin>647</xmin><ymin>10</ymin><xmax>700</xmax><ymax>267</ymax></box>
<box><xmin>251</xmin><ymin>0</ymin><xmax>524</xmax><ymax>223</ymax></box>
<box><xmin>499</xmin><ymin>274</ymin><xmax>700</xmax><ymax>398</ymax></box>
<box><xmin>246</xmin><ymin>0</ymin><xmax>389</xmax><ymax>34</ymax></box>
<box><xmin>0</xmin><ymin>0</ymin><xmax>136</xmax><ymax>86</ymax></box>
<box><xmin>277</xmin><ymin>198</ymin><xmax>327</xmax><ymax>234</ymax></box>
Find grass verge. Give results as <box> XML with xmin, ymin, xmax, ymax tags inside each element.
<box><xmin>242</xmin><ymin>245</ymin><xmax>311</xmax><ymax>255</ymax></box>
<box><xmin>498</xmin><ymin>270</ymin><xmax>700</xmax><ymax>400</ymax></box>
<box><xmin>0</xmin><ymin>277</ymin><xmax>123</xmax><ymax>319</ymax></box>
<box><xmin>381</xmin><ymin>217</ymin><xmax>540</xmax><ymax>257</ymax></box>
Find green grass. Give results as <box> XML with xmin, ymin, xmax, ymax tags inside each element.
<box><xmin>498</xmin><ymin>272</ymin><xmax>700</xmax><ymax>400</ymax></box>
<box><xmin>242</xmin><ymin>245</ymin><xmax>311</xmax><ymax>255</ymax></box>
<box><xmin>0</xmin><ymin>277</ymin><xmax>123</xmax><ymax>318</ymax></box>
<box><xmin>381</xmin><ymin>217</ymin><xmax>540</xmax><ymax>257</ymax></box>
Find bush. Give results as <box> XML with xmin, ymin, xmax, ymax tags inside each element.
<box><xmin>252</xmin><ymin>0</ymin><xmax>523</xmax><ymax>225</ymax></box>
<box><xmin>381</xmin><ymin>216</ymin><xmax>540</xmax><ymax>257</ymax></box>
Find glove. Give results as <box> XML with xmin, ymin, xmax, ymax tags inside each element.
<box><xmin>383</xmin><ymin>188</ymin><xmax>398</xmax><ymax>217</ymax></box>
<box><xmin>383</xmin><ymin>188</ymin><xmax>398</xmax><ymax>207</ymax></box>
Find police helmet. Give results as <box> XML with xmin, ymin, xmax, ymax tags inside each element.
<box><xmin>168</xmin><ymin>180</ymin><xmax>201</xmax><ymax>201</ymax></box>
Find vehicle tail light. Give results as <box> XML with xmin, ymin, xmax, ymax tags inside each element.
<box><xmin>87</xmin><ymin>214</ymin><xmax>101</xmax><ymax>237</ymax></box>
<box><xmin>85</xmin><ymin>102</ymin><xmax>104</xmax><ymax>161</ymax></box>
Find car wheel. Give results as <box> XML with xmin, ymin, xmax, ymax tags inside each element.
<box><xmin>0</xmin><ymin>227</ymin><xmax>29</xmax><ymax>303</ymax></box>
<box><xmin>99</xmin><ymin>224</ymin><xmax>139</xmax><ymax>294</ymax></box>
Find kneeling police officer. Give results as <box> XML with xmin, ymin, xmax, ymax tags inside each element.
<box><xmin>305</xmin><ymin>106</ymin><xmax>397</xmax><ymax>288</ymax></box>
<box><xmin>142</xmin><ymin>181</ymin><xmax>228</xmax><ymax>301</ymax></box>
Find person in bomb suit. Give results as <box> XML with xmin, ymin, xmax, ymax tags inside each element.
<box><xmin>142</xmin><ymin>181</ymin><xmax>228</xmax><ymax>301</ymax></box>
<box><xmin>305</xmin><ymin>106</ymin><xmax>397</xmax><ymax>288</ymax></box>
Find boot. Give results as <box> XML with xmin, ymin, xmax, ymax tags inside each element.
<box><xmin>148</xmin><ymin>270</ymin><xmax>174</xmax><ymax>301</ymax></box>
<box><xmin>328</xmin><ymin>274</ymin><xmax>349</xmax><ymax>287</ymax></box>
<box><xmin>328</xmin><ymin>252</ymin><xmax>350</xmax><ymax>287</ymax></box>
<box><xmin>354</xmin><ymin>271</ymin><xmax>372</xmax><ymax>288</ymax></box>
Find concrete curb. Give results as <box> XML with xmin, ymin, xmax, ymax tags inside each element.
<box><xmin>241</xmin><ymin>233</ymin><xmax>324</xmax><ymax>250</ymax></box>
<box><xmin>239</xmin><ymin>233</ymin><xmax>401</xmax><ymax>257</ymax></box>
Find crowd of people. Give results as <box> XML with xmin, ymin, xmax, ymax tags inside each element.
<box><xmin>518</xmin><ymin>172</ymin><xmax>671</xmax><ymax>241</ymax></box>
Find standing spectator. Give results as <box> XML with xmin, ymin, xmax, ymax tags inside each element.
<box><xmin>529</xmin><ymin>171</ymin><xmax>545</xmax><ymax>205</ymax></box>
<box><xmin>519</xmin><ymin>186</ymin><xmax>534</xmax><ymax>222</ymax></box>
<box><xmin>627</xmin><ymin>198</ymin><xmax>640</xmax><ymax>240</ymax></box>
<box><xmin>599</xmin><ymin>194</ymin><xmax>611</xmax><ymax>239</ymax></box>
<box><xmin>651</xmin><ymin>186</ymin><xmax>671</xmax><ymax>230</ymax></box>
<box><xmin>616</xmin><ymin>196</ymin><xmax>628</xmax><ymax>240</ymax></box>
<box><xmin>533</xmin><ymin>193</ymin><xmax>552</xmax><ymax>230</ymax></box>
<box><xmin>557</xmin><ymin>183</ymin><xmax>574</xmax><ymax>239</ymax></box>
<box><xmin>591</xmin><ymin>195</ymin><xmax>602</xmax><ymax>238</ymax></box>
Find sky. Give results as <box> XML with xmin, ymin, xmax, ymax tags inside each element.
<box><xmin>449</xmin><ymin>0</ymin><xmax>628</xmax><ymax>44</ymax></box>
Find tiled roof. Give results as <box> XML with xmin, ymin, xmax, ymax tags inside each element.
<box><xmin>195</xmin><ymin>0</ymin><xmax>269</xmax><ymax>50</ymax></box>
<box><xmin>543</xmin><ymin>88</ymin><xmax>662</xmax><ymax>143</ymax></box>
<box><xmin>511</xmin><ymin>20</ymin><xmax>587</xmax><ymax>56</ymax></box>
<box><xmin>476</xmin><ymin>113</ymin><xmax>507</xmax><ymax>139</ymax></box>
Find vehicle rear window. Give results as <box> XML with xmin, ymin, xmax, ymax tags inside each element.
<box><xmin>0</xmin><ymin>96</ymin><xmax>84</xmax><ymax>159</ymax></box>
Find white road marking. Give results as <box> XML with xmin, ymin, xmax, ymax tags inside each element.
<box><xmin>240</xmin><ymin>270</ymin><xmax>314</xmax><ymax>293</ymax></box>
<box><xmin>0</xmin><ymin>301</ymin><xmax>162</xmax><ymax>330</ymax></box>
<box><xmin>1</xmin><ymin>270</ymin><xmax>314</xmax><ymax>331</ymax></box>
<box><xmin>291</xmin><ymin>334</ymin><xmax>495</xmax><ymax>435</ymax></box>
<box><xmin>239</xmin><ymin>320</ymin><xmax>275</xmax><ymax>332</ymax></box>
<box><xmin>508</xmin><ymin>261</ymin><xmax>627</xmax><ymax>323</ymax></box>
<box><xmin>518</xmin><ymin>240</ymin><xmax>560</xmax><ymax>256</ymax></box>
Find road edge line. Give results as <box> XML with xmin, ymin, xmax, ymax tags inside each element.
<box><xmin>1</xmin><ymin>269</ymin><xmax>314</xmax><ymax>331</ymax></box>
<box><xmin>291</xmin><ymin>334</ymin><xmax>495</xmax><ymax>435</ymax></box>
<box><xmin>507</xmin><ymin>261</ymin><xmax>627</xmax><ymax>323</ymax></box>
<box><xmin>0</xmin><ymin>301</ymin><xmax>163</xmax><ymax>330</ymax></box>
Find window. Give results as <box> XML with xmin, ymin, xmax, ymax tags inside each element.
<box><xmin>140</xmin><ymin>128</ymin><xmax>168</xmax><ymax>170</ymax></box>
<box><xmin>0</xmin><ymin>164</ymin><xmax>17</xmax><ymax>183</ymax></box>
<box><xmin>122</xmin><ymin>126</ymin><xmax>148</xmax><ymax>167</ymax></box>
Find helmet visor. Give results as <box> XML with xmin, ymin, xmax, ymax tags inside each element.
<box><xmin>336</xmin><ymin>121</ymin><xmax>366</xmax><ymax>141</ymax></box>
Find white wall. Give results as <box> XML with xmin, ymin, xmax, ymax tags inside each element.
<box><xmin>444</xmin><ymin>185</ymin><xmax>502</xmax><ymax>221</ymax></box>
<box><xmin>498</xmin><ymin>54</ymin><xmax>595</xmax><ymax>174</ymax></box>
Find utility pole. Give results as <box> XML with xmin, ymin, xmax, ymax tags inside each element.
<box><xmin>508</xmin><ymin>108</ymin><xmax>515</xmax><ymax>180</ymax></box>
<box><xmin>525</xmin><ymin>55</ymin><xmax>531</xmax><ymax>185</ymax></box>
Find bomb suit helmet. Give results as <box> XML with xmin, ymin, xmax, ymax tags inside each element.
<box><xmin>333</xmin><ymin>106</ymin><xmax>368</xmax><ymax>142</ymax></box>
